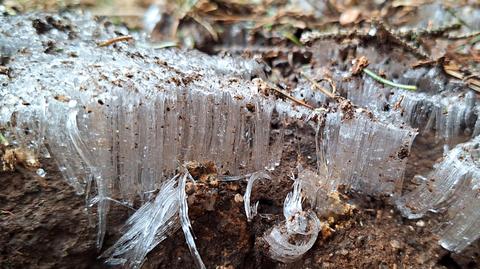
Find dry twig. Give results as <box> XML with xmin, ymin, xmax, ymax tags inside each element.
<box><xmin>254</xmin><ymin>78</ymin><xmax>315</xmax><ymax>110</ymax></box>
<box><xmin>98</xmin><ymin>35</ymin><xmax>133</xmax><ymax>47</ymax></box>
<box><xmin>301</xmin><ymin>72</ymin><xmax>337</xmax><ymax>99</ymax></box>
<box><xmin>271</xmin><ymin>85</ymin><xmax>315</xmax><ymax>110</ymax></box>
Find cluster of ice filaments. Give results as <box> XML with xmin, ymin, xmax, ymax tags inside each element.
<box><xmin>1</xmin><ymin>36</ymin><xmax>277</xmax><ymax>252</ymax></box>
<box><xmin>341</xmin><ymin>73</ymin><xmax>479</xmax><ymax>145</ymax></box>
<box><xmin>264</xmin><ymin>180</ymin><xmax>321</xmax><ymax>262</ymax></box>
<box><xmin>100</xmin><ymin>175</ymin><xmax>180</xmax><ymax>267</ymax></box>
<box><xmin>54</xmin><ymin>84</ymin><xmax>277</xmax><ymax>252</ymax></box>
<box><xmin>243</xmin><ymin>172</ymin><xmax>271</xmax><ymax>221</ymax></box>
<box><xmin>290</xmin><ymin>64</ymin><xmax>477</xmax><ymax>146</ymax></box>
<box><xmin>0</xmin><ymin>13</ymin><xmax>280</xmax><ymax>264</ymax></box>
<box><xmin>100</xmin><ymin>171</ymin><xmax>205</xmax><ymax>268</ymax></box>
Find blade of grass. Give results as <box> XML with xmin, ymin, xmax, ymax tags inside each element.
<box><xmin>0</xmin><ymin>133</ymin><xmax>8</xmax><ymax>146</ymax></box>
<box><xmin>363</xmin><ymin>68</ymin><xmax>417</xmax><ymax>91</ymax></box>
<box><xmin>282</xmin><ymin>31</ymin><xmax>302</xmax><ymax>46</ymax></box>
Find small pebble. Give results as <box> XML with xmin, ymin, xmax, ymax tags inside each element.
<box><xmin>234</xmin><ymin>193</ymin><xmax>244</xmax><ymax>203</ymax></box>
<box><xmin>416</xmin><ymin>220</ymin><xmax>425</xmax><ymax>227</ymax></box>
<box><xmin>36</xmin><ymin>168</ymin><xmax>46</xmax><ymax>177</ymax></box>
<box><xmin>390</xmin><ymin>239</ymin><xmax>401</xmax><ymax>249</ymax></box>
<box><xmin>185</xmin><ymin>182</ymin><xmax>195</xmax><ymax>195</ymax></box>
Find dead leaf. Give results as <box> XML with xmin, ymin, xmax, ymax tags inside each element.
<box><xmin>339</xmin><ymin>9</ymin><xmax>361</xmax><ymax>26</ymax></box>
<box><xmin>351</xmin><ymin>56</ymin><xmax>369</xmax><ymax>75</ymax></box>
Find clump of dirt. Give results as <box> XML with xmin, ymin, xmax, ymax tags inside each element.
<box><xmin>0</xmin><ymin>159</ymin><xmax>98</xmax><ymax>269</ymax></box>
<box><xmin>304</xmin><ymin>194</ymin><xmax>445</xmax><ymax>269</ymax></box>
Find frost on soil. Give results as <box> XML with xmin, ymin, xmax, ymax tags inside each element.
<box><xmin>1</xmin><ymin>11</ymin><xmax>480</xmax><ymax>267</ymax></box>
<box><xmin>0</xmin><ymin>12</ymin><xmax>279</xmax><ymax>265</ymax></box>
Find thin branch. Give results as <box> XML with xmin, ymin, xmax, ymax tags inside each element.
<box><xmin>444</xmin><ymin>68</ymin><xmax>480</xmax><ymax>93</ymax></box>
<box><xmin>301</xmin><ymin>72</ymin><xmax>337</xmax><ymax>99</ymax></box>
<box><xmin>363</xmin><ymin>68</ymin><xmax>417</xmax><ymax>91</ymax></box>
<box><xmin>98</xmin><ymin>35</ymin><xmax>133</xmax><ymax>47</ymax></box>
<box><xmin>254</xmin><ymin>78</ymin><xmax>315</xmax><ymax>110</ymax></box>
<box><xmin>270</xmin><ymin>85</ymin><xmax>315</xmax><ymax>110</ymax></box>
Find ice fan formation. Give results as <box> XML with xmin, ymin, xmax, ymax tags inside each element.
<box><xmin>317</xmin><ymin>109</ymin><xmax>415</xmax><ymax>196</ymax></box>
<box><xmin>0</xmin><ymin>12</ymin><xmax>279</xmax><ymax>264</ymax></box>
<box><xmin>1</xmin><ymin>12</ymin><xmax>479</xmax><ymax>267</ymax></box>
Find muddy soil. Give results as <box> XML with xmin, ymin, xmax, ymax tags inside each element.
<box><xmin>1</xmin><ymin>122</ymin><xmax>479</xmax><ymax>269</ymax></box>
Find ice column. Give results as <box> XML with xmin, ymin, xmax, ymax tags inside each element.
<box><xmin>338</xmin><ymin>70</ymin><xmax>478</xmax><ymax>145</ymax></box>
<box><xmin>317</xmin><ymin>110</ymin><xmax>417</xmax><ymax>196</ymax></box>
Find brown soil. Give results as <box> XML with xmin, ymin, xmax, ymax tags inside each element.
<box><xmin>0</xmin><ymin>160</ymin><xmax>98</xmax><ymax>269</ymax></box>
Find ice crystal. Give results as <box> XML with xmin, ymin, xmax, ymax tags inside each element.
<box><xmin>397</xmin><ymin>135</ymin><xmax>480</xmax><ymax>252</ymax></box>
<box><xmin>264</xmin><ymin>179</ymin><xmax>321</xmax><ymax>262</ymax></box>
<box><xmin>244</xmin><ymin>172</ymin><xmax>271</xmax><ymax>221</ymax></box>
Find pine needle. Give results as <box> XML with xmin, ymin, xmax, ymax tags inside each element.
<box><xmin>363</xmin><ymin>68</ymin><xmax>417</xmax><ymax>91</ymax></box>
